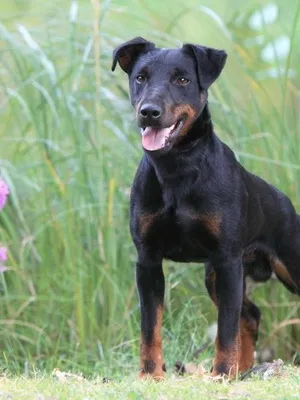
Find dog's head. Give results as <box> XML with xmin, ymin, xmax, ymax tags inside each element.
<box><xmin>112</xmin><ymin>37</ymin><xmax>227</xmax><ymax>152</ymax></box>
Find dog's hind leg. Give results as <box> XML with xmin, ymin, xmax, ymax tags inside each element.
<box><xmin>273</xmin><ymin>224</ymin><xmax>300</xmax><ymax>295</ymax></box>
<box><xmin>239</xmin><ymin>297</ymin><xmax>261</xmax><ymax>372</ymax></box>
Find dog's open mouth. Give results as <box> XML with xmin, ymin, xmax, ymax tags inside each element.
<box><xmin>141</xmin><ymin>118</ymin><xmax>185</xmax><ymax>151</ymax></box>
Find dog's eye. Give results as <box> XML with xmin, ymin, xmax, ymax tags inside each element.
<box><xmin>176</xmin><ymin>77</ymin><xmax>190</xmax><ymax>85</ymax></box>
<box><xmin>136</xmin><ymin>75</ymin><xmax>146</xmax><ymax>83</ymax></box>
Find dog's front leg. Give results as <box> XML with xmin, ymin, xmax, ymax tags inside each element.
<box><xmin>136</xmin><ymin>261</ymin><xmax>165</xmax><ymax>380</ymax></box>
<box><xmin>212</xmin><ymin>254</ymin><xmax>243</xmax><ymax>378</ymax></box>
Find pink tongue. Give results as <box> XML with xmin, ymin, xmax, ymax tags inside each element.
<box><xmin>142</xmin><ymin>126</ymin><xmax>173</xmax><ymax>151</ymax></box>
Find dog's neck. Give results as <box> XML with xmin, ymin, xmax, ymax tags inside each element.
<box><xmin>144</xmin><ymin>104</ymin><xmax>218</xmax><ymax>184</ymax></box>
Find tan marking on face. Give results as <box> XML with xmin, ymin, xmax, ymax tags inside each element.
<box><xmin>139</xmin><ymin>212</ymin><xmax>161</xmax><ymax>237</ymax></box>
<box><xmin>139</xmin><ymin>305</ymin><xmax>165</xmax><ymax>380</ymax></box>
<box><xmin>170</xmin><ymin>92</ymin><xmax>207</xmax><ymax>137</ymax></box>
<box><xmin>269</xmin><ymin>257</ymin><xmax>297</xmax><ymax>289</ymax></box>
<box><xmin>171</xmin><ymin>104</ymin><xmax>197</xmax><ymax>136</ymax></box>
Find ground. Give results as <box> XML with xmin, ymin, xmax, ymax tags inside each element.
<box><xmin>1</xmin><ymin>366</ymin><xmax>299</xmax><ymax>400</ymax></box>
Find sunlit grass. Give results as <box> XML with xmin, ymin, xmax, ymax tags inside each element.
<box><xmin>0</xmin><ymin>366</ymin><xmax>300</xmax><ymax>400</ymax></box>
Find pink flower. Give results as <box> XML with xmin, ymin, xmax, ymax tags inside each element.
<box><xmin>0</xmin><ymin>247</ymin><xmax>7</xmax><ymax>262</ymax></box>
<box><xmin>0</xmin><ymin>179</ymin><xmax>9</xmax><ymax>210</ymax></box>
<box><xmin>0</xmin><ymin>247</ymin><xmax>8</xmax><ymax>273</ymax></box>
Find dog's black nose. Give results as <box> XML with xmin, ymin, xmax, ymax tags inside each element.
<box><xmin>140</xmin><ymin>103</ymin><xmax>162</xmax><ymax>120</ymax></box>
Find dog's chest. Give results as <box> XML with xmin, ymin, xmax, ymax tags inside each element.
<box><xmin>141</xmin><ymin>203</ymin><xmax>220</xmax><ymax>262</ymax></box>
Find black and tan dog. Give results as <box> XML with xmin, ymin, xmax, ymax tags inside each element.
<box><xmin>112</xmin><ymin>37</ymin><xmax>300</xmax><ymax>379</ymax></box>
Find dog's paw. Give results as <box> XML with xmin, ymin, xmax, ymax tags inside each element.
<box><xmin>138</xmin><ymin>362</ymin><xmax>166</xmax><ymax>381</ymax></box>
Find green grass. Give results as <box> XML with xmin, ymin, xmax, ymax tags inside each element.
<box><xmin>0</xmin><ymin>366</ymin><xmax>300</xmax><ymax>399</ymax></box>
<box><xmin>0</xmin><ymin>0</ymin><xmax>299</xmax><ymax>379</ymax></box>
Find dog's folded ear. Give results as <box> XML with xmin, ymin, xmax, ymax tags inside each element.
<box><xmin>112</xmin><ymin>37</ymin><xmax>155</xmax><ymax>74</ymax></box>
<box><xmin>182</xmin><ymin>44</ymin><xmax>227</xmax><ymax>90</ymax></box>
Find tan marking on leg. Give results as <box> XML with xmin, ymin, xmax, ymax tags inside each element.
<box><xmin>139</xmin><ymin>212</ymin><xmax>161</xmax><ymax>237</ymax></box>
<box><xmin>269</xmin><ymin>257</ymin><xmax>297</xmax><ymax>289</ymax></box>
<box><xmin>211</xmin><ymin>295</ymin><xmax>257</xmax><ymax>375</ymax></box>
<box><xmin>200</xmin><ymin>213</ymin><xmax>222</xmax><ymax>236</ymax></box>
<box><xmin>239</xmin><ymin>317</ymin><xmax>256</xmax><ymax>372</ymax></box>
<box><xmin>139</xmin><ymin>305</ymin><xmax>165</xmax><ymax>380</ymax></box>
<box><xmin>212</xmin><ymin>335</ymin><xmax>240</xmax><ymax>378</ymax></box>
<box><xmin>207</xmin><ymin>266</ymin><xmax>240</xmax><ymax>377</ymax></box>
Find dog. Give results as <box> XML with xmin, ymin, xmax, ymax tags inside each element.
<box><xmin>112</xmin><ymin>37</ymin><xmax>300</xmax><ymax>379</ymax></box>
